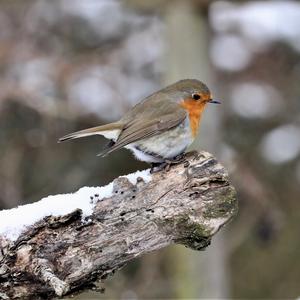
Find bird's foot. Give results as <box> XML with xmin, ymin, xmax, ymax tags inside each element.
<box><xmin>167</xmin><ymin>153</ymin><xmax>190</xmax><ymax>168</ymax></box>
<box><xmin>184</xmin><ymin>150</ymin><xmax>205</xmax><ymax>162</ymax></box>
<box><xmin>150</xmin><ymin>153</ymin><xmax>189</xmax><ymax>173</ymax></box>
<box><xmin>150</xmin><ymin>162</ymin><xmax>168</xmax><ymax>173</ymax></box>
<box><xmin>166</xmin><ymin>153</ymin><xmax>186</xmax><ymax>164</ymax></box>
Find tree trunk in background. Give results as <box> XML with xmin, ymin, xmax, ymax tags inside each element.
<box><xmin>164</xmin><ymin>1</ymin><xmax>229</xmax><ymax>298</ymax></box>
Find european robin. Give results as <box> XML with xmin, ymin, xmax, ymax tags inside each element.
<box><xmin>59</xmin><ymin>79</ymin><xmax>220</xmax><ymax>170</ymax></box>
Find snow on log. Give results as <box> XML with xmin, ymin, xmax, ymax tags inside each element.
<box><xmin>0</xmin><ymin>170</ymin><xmax>151</xmax><ymax>241</ymax></box>
<box><xmin>0</xmin><ymin>151</ymin><xmax>237</xmax><ymax>300</ymax></box>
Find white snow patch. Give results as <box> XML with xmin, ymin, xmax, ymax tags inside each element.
<box><xmin>124</xmin><ymin>169</ymin><xmax>151</xmax><ymax>185</ymax></box>
<box><xmin>0</xmin><ymin>169</ymin><xmax>151</xmax><ymax>241</ymax></box>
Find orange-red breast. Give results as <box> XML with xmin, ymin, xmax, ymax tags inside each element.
<box><xmin>58</xmin><ymin>79</ymin><xmax>220</xmax><ymax>164</ymax></box>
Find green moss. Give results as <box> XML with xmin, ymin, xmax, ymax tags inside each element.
<box><xmin>178</xmin><ymin>216</ymin><xmax>212</xmax><ymax>236</ymax></box>
<box><xmin>203</xmin><ymin>186</ymin><xmax>238</xmax><ymax>219</ymax></box>
<box><xmin>173</xmin><ymin>215</ymin><xmax>212</xmax><ymax>250</ymax></box>
<box><xmin>190</xmin><ymin>223</ymin><xmax>212</xmax><ymax>237</ymax></box>
<box><xmin>164</xmin><ymin>186</ymin><xmax>238</xmax><ymax>251</ymax></box>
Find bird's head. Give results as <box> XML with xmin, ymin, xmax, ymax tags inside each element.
<box><xmin>163</xmin><ymin>79</ymin><xmax>220</xmax><ymax>137</ymax></box>
<box><xmin>169</xmin><ymin>79</ymin><xmax>220</xmax><ymax>105</ymax></box>
<box><xmin>162</xmin><ymin>79</ymin><xmax>220</xmax><ymax>106</ymax></box>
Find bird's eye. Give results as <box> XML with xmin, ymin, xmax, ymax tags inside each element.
<box><xmin>192</xmin><ymin>93</ymin><xmax>201</xmax><ymax>100</ymax></box>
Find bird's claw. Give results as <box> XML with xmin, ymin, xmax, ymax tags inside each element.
<box><xmin>150</xmin><ymin>162</ymin><xmax>168</xmax><ymax>173</ymax></box>
<box><xmin>183</xmin><ymin>160</ymin><xmax>190</xmax><ymax>168</ymax></box>
<box><xmin>150</xmin><ymin>153</ymin><xmax>189</xmax><ymax>173</ymax></box>
<box><xmin>186</xmin><ymin>150</ymin><xmax>203</xmax><ymax>161</ymax></box>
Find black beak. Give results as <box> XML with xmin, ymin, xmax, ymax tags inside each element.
<box><xmin>209</xmin><ymin>99</ymin><xmax>221</xmax><ymax>104</ymax></box>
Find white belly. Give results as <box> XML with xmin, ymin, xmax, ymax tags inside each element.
<box><xmin>125</xmin><ymin>118</ymin><xmax>193</xmax><ymax>163</ymax></box>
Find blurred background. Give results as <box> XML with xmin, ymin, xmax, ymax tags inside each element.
<box><xmin>0</xmin><ymin>0</ymin><xmax>299</xmax><ymax>299</ymax></box>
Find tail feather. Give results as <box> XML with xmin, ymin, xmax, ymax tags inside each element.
<box><xmin>58</xmin><ymin>123</ymin><xmax>123</xmax><ymax>143</ymax></box>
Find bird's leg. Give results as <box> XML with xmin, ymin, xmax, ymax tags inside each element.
<box><xmin>165</xmin><ymin>152</ymin><xmax>190</xmax><ymax>168</ymax></box>
<box><xmin>150</xmin><ymin>153</ymin><xmax>189</xmax><ymax>173</ymax></box>
<box><xmin>150</xmin><ymin>162</ymin><xmax>168</xmax><ymax>173</ymax></box>
<box><xmin>186</xmin><ymin>150</ymin><xmax>202</xmax><ymax>161</ymax></box>
<box><xmin>168</xmin><ymin>153</ymin><xmax>186</xmax><ymax>164</ymax></box>
<box><xmin>150</xmin><ymin>163</ymin><xmax>156</xmax><ymax>173</ymax></box>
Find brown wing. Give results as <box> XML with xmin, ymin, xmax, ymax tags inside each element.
<box><xmin>98</xmin><ymin>97</ymin><xmax>187</xmax><ymax>156</ymax></box>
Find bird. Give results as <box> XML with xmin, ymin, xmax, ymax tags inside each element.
<box><xmin>58</xmin><ymin>79</ymin><xmax>220</xmax><ymax>171</ymax></box>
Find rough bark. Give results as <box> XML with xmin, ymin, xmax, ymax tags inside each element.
<box><xmin>0</xmin><ymin>151</ymin><xmax>237</xmax><ymax>300</ymax></box>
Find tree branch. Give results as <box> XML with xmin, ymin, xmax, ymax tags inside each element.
<box><xmin>0</xmin><ymin>151</ymin><xmax>237</xmax><ymax>300</ymax></box>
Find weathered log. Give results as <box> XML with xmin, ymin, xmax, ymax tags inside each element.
<box><xmin>0</xmin><ymin>151</ymin><xmax>237</xmax><ymax>300</ymax></box>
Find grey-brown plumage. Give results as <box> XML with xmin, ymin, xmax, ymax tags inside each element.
<box><xmin>58</xmin><ymin>79</ymin><xmax>216</xmax><ymax>163</ymax></box>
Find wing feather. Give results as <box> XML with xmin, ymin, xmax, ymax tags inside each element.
<box><xmin>98</xmin><ymin>101</ymin><xmax>186</xmax><ymax>157</ymax></box>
